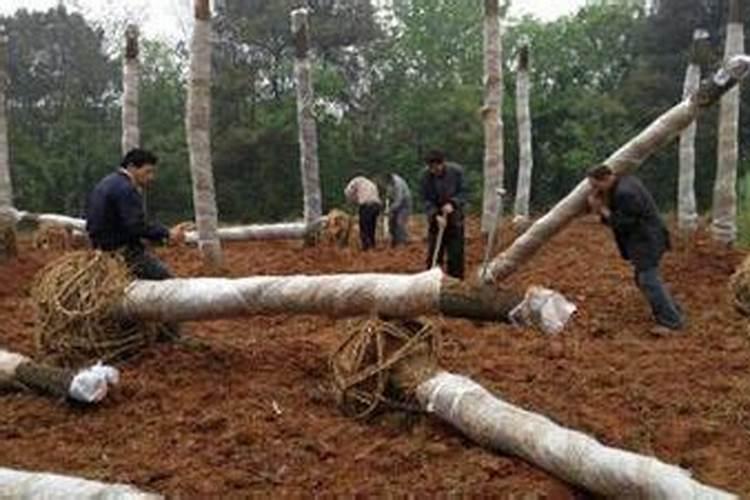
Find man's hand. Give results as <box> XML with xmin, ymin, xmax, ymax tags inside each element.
<box><xmin>441</xmin><ymin>203</ymin><xmax>454</xmax><ymax>215</ymax></box>
<box><xmin>168</xmin><ymin>222</ymin><xmax>191</xmax><ymax>245</ymax></box>
<box><xmin>436</xmin><ymin>214</ymin><xmax>447</xmax><ymax>229</ymax></box>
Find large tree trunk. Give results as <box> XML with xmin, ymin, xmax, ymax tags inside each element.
<box><xmin>117</xmin><ymin>268</ymin><xmax>552</xmax><ymax>327</ymax></box>
<box><xmin>678</xmin><ymin>30</ymin><xmax>708</xmax><ymax>235</ymax></box>
<box><xmin>121</xmin><ymin>25</ymin><xmax>140</xmax><ymax>154</ymax></box>
<box><xmin>481</xmin><ymin>0</ymin><xmax>504</xmax><ymax>237</ymax></box>
<box><xmin>483</xmin><ymin>55</ymin><xmax>750</xmax><ymax>283</ymax></box>
<box><xmin>512</xmin><ymin>45</ymin><xmax>533</xmax><ymax>227</ymax></box>
<box><xmin>186</xmin><ymin>0</ymin><xmax>223</xmax><ymax>267</ymax></box>
<box><xmin>711</xmin><ymin>0</ymin><xmax>744</xmax><ymax>245</ymax></box>
<box><xmin>0</xmin><ymin>468</ymin><xmax>159</xmax><ymax>499</ymax></box>
<box><xmin>184</xmin><ymin>221</ymin><xmax>318</xmax><ymax>243</ymax></box>
<box><xmin>291</xmin><ymin>9</ymin><xmax>323</xmax><ymax>231</ymax></box>
<box><xmin>416</xmin><ymin>371</ymin><xmax>735</xmax><ymax>498</ymax></box>
<box><xmin>0</xmin><ymin>27</ymin><xmax>17</xmax><ymax>261</ymax></box>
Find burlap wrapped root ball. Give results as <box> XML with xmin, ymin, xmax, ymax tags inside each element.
<box><xmin>730</xmin><ymin>254</ymin><xmax>750</xmax><ymax>316</ymax></box>
<box><xmin>31</xmin><ymin>251</ymin><xmax>165</xmax><ymax>367</ymax></box>
<box><xmin>330</xmin><ymin>318</ymin><xmax>440</xmax><ymax>419</ymax></box>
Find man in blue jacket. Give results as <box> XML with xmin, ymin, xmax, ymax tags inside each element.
<box><xmin>422</xmin><ymin>149</ymin><xmax>466</xmax><ymax>279</ymax></box>
<box><xmin>587</xmin><ymin>164</ymin><xmax>683</xmax><ymax>331</ymax></box>
<box><xmin>86</xmin><ymin>148</ymin><xmax>182</xmax><ymax>280</ymax></box>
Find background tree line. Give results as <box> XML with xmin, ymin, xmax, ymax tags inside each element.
<box><xmin>1</xmin><ymin>0</ymin><xmax>748</xmax><ymax>227</ymax></box>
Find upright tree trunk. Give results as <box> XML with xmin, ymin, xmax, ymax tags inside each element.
<box><xmin>678</xmin><ymin>29</ymin><xmax>708</xmax><ymax>236</ymax></box>
<box><xmin>483</xmin><ymin>55</ymin><xmax>750</xmax><ymax>283</ymax></box>
<box><xmin>481</xmin><ymin>0</ymin><xmax>504</xmax><ymax>236</ymax></box>
<box><xmin>0</xmin><ymin>26</ymin><xmax>17</xmax><ymax>261</ymax></box>
<box><xmin>186</xmin><ymin>0</ymin><xmax>223</xmax><ymax>267</ymax></box>
<box><xmin>121</xmin><ymin>25</ymin><xmax>140</xmax><ymax>154</ymax></box>
<box><xmin>513</xmin><ymin>45</ymin><xmax>533</xmax><ymax>227</ymax></box>
<box><xmin>711</xmin><ymin>0</ymin><xmax>744</xmax><ymax>245</ymax></box>
<box><xmin>291</xmin><ymin>8</ymin><xmax>323</xmax><ymax>231</ymax></box>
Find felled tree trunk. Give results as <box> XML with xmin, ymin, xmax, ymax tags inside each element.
<box><xmin>118</xmin><ymin>268</ymin><xmax>526</xmax><ymax>324</ymax></box>
<box><xmin>711</xmin><ymin>0</ymin><xmax>744</xmax><ymax>245</ymax></box>
<box><xmin>291</xmin><ymin>9</ymin><xmax>323</xmax><ymax>235</ymax></box>
<box><xmin>184</xmin><ymin>221</ymin><xmax>321</xmax><ymax>244</ymax></box>
<box><xmin>121</xmin><ymin>25</ymin><xmax>140</xmax><ymax>154</ymax></box>
<box><xmin>0</xmin><ymin>349</ymin><xmax>118</xmax><ymax>403</ymax></box>
<box><xmin>9</xmin><ymin>209</ymin><xmax>87</xmax><ymax>232</ymax></box>
<box><xmin>414</xmin><ymin>371</ymin><xmax>735</xmax><ymax>498</ymax></box>
<box><xmin>512</xmin><ymin>45</ymin><xmax>533</xmax><ymax>228</ymax></box>
<box><xmin>0</xmin><ymin>27</ymin><xmax>17</xmax><ymax>261</ymax></box>
<box><xmin>481</xmin><ymin>0</ymin><xmax>504</xmax><ymax>237</ymax></box>
<box><xmin>0</xmin><ymin>468</ymin><xmax>159</xmax><ymax>499</ymax></box>
<box><xmin>484</xmin><ymin>55</ymin><xmax>750</xmax><ymax>283</ymax></box>
<box><xmin>678</xmin><ymin>30</ymin><xmax>708</xmax><ymax>236</ymax></box>
<box><xmin>186</xmin><ymin>0</ymin><xmax>223</xmax><ymax>268</ymax></box>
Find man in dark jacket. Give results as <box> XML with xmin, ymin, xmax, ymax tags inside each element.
<box><xmin>422</xmin><ymin>149</ymin><xmax>465</xmax><ymax>279</ymax></box>
<box><xmin>86</xmin><ymin>148</ymin><xmax>182</xmax><ymax>280</ymax></box>
<box><xmin>587</xmin><ymin>164</ymin><xmax>683</xmax><ymax>331</ymax></box>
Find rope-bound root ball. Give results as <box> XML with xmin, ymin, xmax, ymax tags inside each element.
<box><xmin>330</xmin><ymin>317</ymin><xmax>440</xmax><ymax>419</ymax></box>
<box><xmin>31</xmin><ymin>251</ymin><xmax>163</xmax><ymax>367</ymax></box>
<box><xmin>730</xmin><ymin>254</ymin><xmax>750</xmax><ymax>316</ymax></box>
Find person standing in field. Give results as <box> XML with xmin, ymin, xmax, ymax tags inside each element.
<box><xmin>383</xmin><ymin>172</ymin><xmax>412</xmax><ymax>247</ymax></box>
<box><xmin>345</xmin><ymin>174</ymin><xmax>382</xmax><ymax>251</ymax></box>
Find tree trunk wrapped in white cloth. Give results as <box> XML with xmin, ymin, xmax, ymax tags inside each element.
<box><xmin>484</xmin><ymin>54</ymin><xmax>750</xmax><ymax>283</ymax></box>
<box><xmin>0</xmin><ymin>349</ymin><xmax>118</xmax><ymax>403</ymax></box>
<box><xmin>481</xmin><ymin>0</ymin><xmax>505</xmax><ymax>237</ymax></box>
<box><xmin>292</xmin><ymin>8</ymin><xmax>323</xmax><ymax>228</ymax></box>
<box><xmin>513</xmin><ymin>44</ymin><xmax>533</xmax><ymax>227</ymax></box>
<box><xmin>186</xmin><ymin>0</ymin><xmax>223</xmax><ymax>267</ymax></box>
<box><xmin>121</xmin><ymin>25</ymin><xmax>140</xmax><ymax>154</ymax></box>
<box><xmin>0</xmin><ymin>27</ymin><xmax>16</xmax><ymax>261</ymax></box>
<box><xmin>4</xmin><ymin>208</ymin><xmax>86</xmax><ymax>232</ymax></box>
<box><xmin>678</xmin><ymin>29</ymin><xmax>708</xmax><ymax>235</ymax></box>
<box><xmin>416</xmin><ymin>371</ymin><xmax>735</xmax><ymax>498</ymax></box>
<box><xmin>0</xmin><ymin>468</ymin><xmax>160</xmax><ymax>499</ymax></box>
<box><xmin>183</xmin><ymin>221</ymin><xmax>321</xmax><ymax>244</ymax></box>
<box><xmin>118</xmin><ymin>268</ymin><xmax>573</xmax><ymax>332</ymax></box>
<box><xmin>711</xmin><ymin>0</ymin><xmax>744</xmax><ymax>245</ymax></box>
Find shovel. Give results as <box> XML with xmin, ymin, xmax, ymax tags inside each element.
<box><xmin>431</xmin><ymin>215</ymin><xmax>447</xmax><ymax>269</ymax></box>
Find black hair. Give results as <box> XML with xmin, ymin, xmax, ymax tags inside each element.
<box><xmin>121</xmin><ymin>148</ymin><xmax>158</xmax><ymax>169</ymax></box>
<box><xmin>424</xmin><ymin>149</ymin><xmax>445</xmax><ymax>165</ymax></box>
<box><xmin>586</xmin><ymin>163</ymin><xmax>613</xmax><ymax>180</ymax></box>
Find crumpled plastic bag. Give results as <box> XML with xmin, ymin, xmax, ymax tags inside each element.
<box><xmin>68</xmin><ymin>362</ymin><xmax>120</xmax><ymax>403</ymax></box>
<box><xmin>509</xmin><ymin>286</ymin><xmax>577</xmax><ymax>335</ymax></box>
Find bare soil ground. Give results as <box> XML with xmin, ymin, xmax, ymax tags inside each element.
<box><xmin>1</xmin><ymin>216</ymin><xmax>748</xmax><ymax>497</ymax></box>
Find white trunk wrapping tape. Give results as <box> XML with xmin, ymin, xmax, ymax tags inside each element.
<box><xmin>417</xmin><ymin>372</ymin><xmax>735</xmax><ymax>499</ymax></box>
<box><xmin>184</xmin><ymin>222</ymin><xmax>310</xmax><ymax>243</ymax></box>
<box><xmin>6</xmin><ymin>209</ymin><xmax>87</xmax><ymax>232</ymax></box>
<box><xmin>120</xmin><ymin>269</ymin><xmax>444</xmax><ymax>322</ymax></box>
<box><xmin>68</xmin><ymin>362</ymin><xmax>120</xmax><ymax>403</ymax></box>
<box><xmin>0</xmin><ymin>350</ymin><xmax>29</xmax><ymax>376</ymax></box>
<box><xmin>0</xmin><ymin>468</ymin><xmax>161</xmax><ymax>499</ymax></box>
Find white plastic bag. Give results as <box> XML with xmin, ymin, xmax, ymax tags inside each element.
<box><xmin>509</xmin><ymin>286</ymin><xmax>577</xmax><ymax>335</ymax></box>
<box><xmin>68</xmin><ymin>362</ymin><xmax>120</xmax><ymax>403</ymax></box>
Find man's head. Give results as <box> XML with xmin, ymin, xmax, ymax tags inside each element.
<box><xmin>586</xmin><ymin>163</ymin><xmax>616</xmax><ymax>193</ymax></box>
<box><xmin>425</xmin><ymin>149</ymin><xmax>446</xmax><ymax>176</ymax></box>
<box><xmin>121</xmin><ymin>148</ymin><xmax>158</xmax><ymax>188</ymax></box>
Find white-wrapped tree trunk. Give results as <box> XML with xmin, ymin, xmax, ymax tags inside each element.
<box><xmin>0</xmin><ymin>468</ymin><xmax>160</xmax><ymax>499</ymax></box>
<box><xmin>184</xmin><ymin>221</ymin><xmax>316</xmax><ymax>244</ymax></box>
<box><xmin>678</xmin><ymin>29</ymin><xmax>707</xmax><ymax>235</ymax></box>
<box><xmin>121</xmin><ymin>25</ymin><xmax>140</xmax><ymax>154</ymax></box>
<box><xmin>481</xmin><ymin>0</ymin><xmax>504</xmax><ymax>236</ymax></box>
<box><xmin>416</xmin><ymin>372</ymin><xmax>735</xmax><ymax>498</ymax></box>
<box><xmin>186</xmin><ymin>0</ymin><xmax>223</xmax><ymax>267</ymax></box>
<box><xmin>711</xmin><ymin>0</ymin><xmax>744</xmax><ymax>245</ymax></box>
<box><xmin>291</xmin><ymin>8</ymin><xmax>323</xmax><ymax>228</ymax></box>
<box><xmin>484</xmin><ymin>55</ymin><xmax>750</xmax><ymax>283</ymax></box>
<box><xmin>0</xmin><ymin>26</ymin><xmax>16</xmax><ymax>261</ymax></box>
<box><xmin>512</xmin><ymin>45</ymin><xmax>533</xmax><ymax>226</ymax></box>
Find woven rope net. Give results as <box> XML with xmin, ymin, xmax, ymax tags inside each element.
<box><xmin>31</xmin><ymin>251</ymin><xmax>162</xmax><ymax>367</ymax></box>
<box><xmin>330</xmin><ymin>317</ymin><xmax>440</xmax><ymax>419</ymax></box>
<box><xmin>730</xmin><ymin>254</ymin><xmax>750</xmax><ymax>316</ymax></box>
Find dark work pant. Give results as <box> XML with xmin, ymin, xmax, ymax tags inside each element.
<box><xmin>389</xmin><ymin>205</ymin><xmax>410</xmax><ymax>247</ymax></box>
<box><xmin>426</xmin><ymin>218</ymin><xmax>464</xmax><ymax>279</ymax></box>
<box><xmin>122</xmin><ymin>248</ymin><xmax>173</xmax><ymax>280</ymax></box>
<box><xmin>359</xmin><ymin>202</ymin><xmax>381</xmax><ymax>251</ymax></box>
<box><xmin>635</xmin><ymin>266</ymin><xmax>683</xmax><ymax>329</ymax></box>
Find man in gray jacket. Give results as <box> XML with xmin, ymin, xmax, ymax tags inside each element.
<box><xmin>383</xmin><ymin>172</ymin><xmax>412</xmax><ymax>247</ymax></box>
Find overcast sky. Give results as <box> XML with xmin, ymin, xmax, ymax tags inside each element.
<box><xmin>0</xmin><ymin>0</ymin><xmax>589</xmax><ymax>43</ymax></box>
